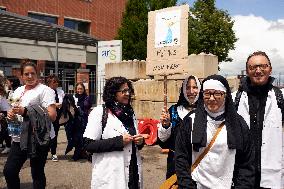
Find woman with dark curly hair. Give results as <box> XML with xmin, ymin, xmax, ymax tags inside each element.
<box><xmin>83</xmin><ymin>76</ymin><xmax>144</xmax><ymax>189</ymax></box>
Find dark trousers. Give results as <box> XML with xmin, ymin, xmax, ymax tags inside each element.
<box><xmin>3</xmin><ymin>142</ymin><xmax>49</xmax><ymax>189</ymax></box>
<box><xmin>50</xmin><ymin>122</ymin><xmax>60</xmax><ymax>155</ymax></box>
<box><xmin>166</xmin><ymin>150</ymin><xmax>175</xmax><ymax>179</ymax></box>
<box><xmin>0</xmin><ymin>125</ymin><xmax>11</xmax><ymax>148</ymax></box>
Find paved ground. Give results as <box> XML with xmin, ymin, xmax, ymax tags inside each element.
<box><xmin>0</xmin><ymin>129</ymin><xmax>167</xmax><ymax>189</ymax></box>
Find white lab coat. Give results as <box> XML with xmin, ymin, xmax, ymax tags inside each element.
<box><xmin>83</xmin><ymin>105</ymin><xmax>143</xmax><ymax>189</ymax></box>
<box><xmin>233</xmin><ymin>89</ymin><xmax>284</xmax><ymax>189</ymax></box>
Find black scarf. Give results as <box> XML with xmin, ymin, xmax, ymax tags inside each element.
<box><xmin>240</xmin><ymin>76</ymin><xmax>273</xmax><ymax>95</ymax></box>
<box><xmin>107</xmin><ymin>102</ymin><xmax>139</xmax><ymax>188</ymax></box>
<box><xmin>75</xmin><ymin>93</ymin><xmax>87</xmax><ymax>105</ymax></box>
<box><xmin>192</xmin><ymin>75</ymin><xmax>242</xmax><ymax>152</ymax></box>
<box><xmin>240</xmin><ymin>77</ymin><xmax>273</xmax><ymax>134</ymax></box>
<box><xmin>75</xmin><ymin>93</ymin><xmax>87</xmax><ymax>112</ymax></box>
<box><xmin>54</xmin><ymin>89</ymin><xmax>59</xmax><ymax>103</ymax></box>
<box><xmin>241</xmin><ymin>76</ymin><xmax>273</xmax><ymax>174</ymax></box>
<box><xmin>107</xmin><ymin>102</ymin><xmax>136</xmax><ymax>136</ymax></box>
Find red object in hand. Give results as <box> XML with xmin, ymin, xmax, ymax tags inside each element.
<box><xmin>138</xmin><ymin>119</ymin><xmax>160</xmax><ymax>145</ymax></box>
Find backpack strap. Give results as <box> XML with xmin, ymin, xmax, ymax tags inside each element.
<box><xmin>83</xmin><ymin>105</ymin><xmax>109</xmax><ymax>161</ymax></box>
<box><xmin>272</xmin><ymin>86</ymin><xmax>284</xmax><ymax>121</ymax></box>
<box><xmin>234</xmin><ymin>88</ymin><xmax>243</xmax><ymax>110</ymax></box>
<box><xmin>191</xmin><ymin>122</ymin><xmax>225</xmax><ymax>172</ymax></box>
<box><xmin>160</xmin><ymin>122</ymin><xmax>225</xmax><ymax>189</ymax></box>
<box><xmin>170</xmin><ymin>105</ymin><xmax>178</xmax><ymax>128</ymax></box>
<box><xmin>235</xmin><ymin>86</ymin><xmax>284</xmax><ymax>120</ymax></box>
<box><xmin>101</xmin><ymin>104</ymin><xmax>108</xmax><ymax>139</ymax></box>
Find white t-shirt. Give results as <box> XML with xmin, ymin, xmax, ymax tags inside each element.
<box><xmin>11</xmin><ymin>83</ymin><xmax>56</xmax><ymax>142</ymax></box>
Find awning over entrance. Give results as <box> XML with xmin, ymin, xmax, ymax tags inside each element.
<box><xmin>0</xmin><ymin>10</ymin><xmax>99</xmax><ymax>46</ymax></box>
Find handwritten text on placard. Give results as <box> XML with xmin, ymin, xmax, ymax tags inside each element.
<box><xmin>156</xmin><ymin>49</ymin><xmax>177</xmax><ymax>58</ymax></box>
<box><xmin>152</xmin><ymin>63</ymin><xmax>181</xmax><ymax>71</ymax></box>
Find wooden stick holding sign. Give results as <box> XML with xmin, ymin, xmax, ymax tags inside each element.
<box><xmin>145</xmin><ymin>5</ymin><xmax>189</xmax><ymax>156</ymax></box>
<box><xmin>163</xmin><ymin>75</ymin><xmax>168</xmax><ymax>109</ymax></box>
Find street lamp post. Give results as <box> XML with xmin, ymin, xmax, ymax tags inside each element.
<box><xmin>55</xmin><ymin>28</ymin><xmax>59</xmax><ymax>76</ymax></box>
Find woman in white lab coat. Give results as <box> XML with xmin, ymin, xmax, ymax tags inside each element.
<box><xmin>83</xmin><ymin>77</ymin><xmax>144</xmax><ymax>189</ymax></box>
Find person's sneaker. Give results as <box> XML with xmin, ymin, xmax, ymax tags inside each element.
<box><xmin>1</xmin><ymin>147</ymin><xmax>10</xmax><ymax>154</ymax></box>
<box><xmin>51</xmin><ymin>154</ymin><xmax>58</xmax><ymax>162</ymax></box>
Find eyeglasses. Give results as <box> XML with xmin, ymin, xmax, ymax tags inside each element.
<box><xmin>203</xmin><ymin>90</ymin><xmax>225</xmax><ymax>99</ymax></box>
<box><xmin>117</xmin><ymin>88</ymin><xmax>131</xmax><ymax>95</ymax></box>
<box><xmin>248</xmin><ymin>64</ymin><xmax>270</xmax><ymax>71</ymax></box>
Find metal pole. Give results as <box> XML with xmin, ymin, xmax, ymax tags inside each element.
<box><xmin>163</xmin><ymin>75</ymin><xmax>167</xmax><ymax>109</ymax></box>
<box><xmin>279</xmin><ymin>72</ymin><xmax>281</xmax><ymax>86</ymax></box>
<box><xmin>55</xmin><ymin>29</ymin><xmax>59</xmax><ymax>76</ymax></box>
<box><xmin>95</xmin><ymin>43</ymin><xmax>99</xmax><ymax>106</ymax></box>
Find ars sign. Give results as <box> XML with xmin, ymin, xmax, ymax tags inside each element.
<box><xmin>97</xmin><ymin>40</ymin><xmax>122</xmax><ymax>105</ymax></box>
<box><xmin>98</xmin><ymin>40</ymin><xmax>122</xmax><ymax>65</ymax></box>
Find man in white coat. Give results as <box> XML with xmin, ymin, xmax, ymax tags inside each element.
<box><xmin>233</xmin><ymin>51</ymin><xmax>284</xmax><ymax>189</ymax></box>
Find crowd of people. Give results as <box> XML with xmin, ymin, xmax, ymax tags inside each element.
<box><xmin>0</xmin><ymin>59</ymin><xmax>93</xmax><ymax>188</ymax></box>
<box><xmin>158</xmin><ymin>51</ymin><xmax>284</xmax><ymax>189</ymax></box>
<box><xmin>0</xmin><ymin>50</ymin><xmax>283</xmax><ymax>189</ymax></box>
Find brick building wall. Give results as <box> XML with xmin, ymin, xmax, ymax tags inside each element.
<box><xmin>0</xmin><ymin>0</ymin><xmax>127</xmax><ymax>40</ymax></box>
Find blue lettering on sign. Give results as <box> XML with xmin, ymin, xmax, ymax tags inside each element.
<box><xmin>102</xmin><ymin>50</ymin><xmax>117</xmax><ymax>60</ymax></box>
<box><xmin>158</xmin><ymin>38</ymin><xmax>179</xmax><ymax>46</ymax></box>
<box><xmin>102</xmin><ymin>50</ymin><xmax>110</xmax><ymax>57</ymax></box>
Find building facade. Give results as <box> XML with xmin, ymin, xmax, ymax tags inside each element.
<box><xmin>0</xmin><ymin>0</ymin><xmax>127</xmax><ymax>102</ymax></box>
<box><xmin>0</xmin><ymin>0</ymin><xmax>127</xmax><ymax>40</ymax></box>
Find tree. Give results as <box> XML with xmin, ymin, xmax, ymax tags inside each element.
<box><xmin>116</xmin><ymin>0</ymin><xmax>177</xmax><ymax>60</ymax></box>
<box><xmin>188</xmin><ymin>0</ymin><xmax>237</xmax><ymax>62</ymax></box>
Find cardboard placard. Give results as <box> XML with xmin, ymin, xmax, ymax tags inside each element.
<box><xmin>146</xmin><ymin>5</ymin><xmax>189</xmax><ymax>76</ymax></box>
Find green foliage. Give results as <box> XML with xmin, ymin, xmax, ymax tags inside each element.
<box><xmin>116</xmin><ymin>0</ymin><xmax>177</xmax><ymax>60</ymax></box>
<box><xmin>116</xmin><ymin>0</ymin><xmax>237</xmax><ymax>63</ymax></box>
<box><xmin>188</xmin><ymin>0</ymin><xmax>237</xmax><ymax>62</ymax></box>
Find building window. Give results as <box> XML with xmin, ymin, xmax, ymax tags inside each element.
<box><xmin>64</xmin><ymin>19</ymin><xmax>90</xmax><ymax>34</ymax></box>
<box><xmin>28</xmin><ymin>13</ymin><xmax>58</xmax><ymax>24</ymax></box>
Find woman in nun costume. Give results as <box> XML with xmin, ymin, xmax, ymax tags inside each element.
<box><xmin>158</xmin><ymin>75</ymin><xmax>201</xmax><ymax>179</ymax></box>
<box><xmin>175</xmin><ymin>75</ymin><xmax>255</xmax><ymax>189</ymax></box>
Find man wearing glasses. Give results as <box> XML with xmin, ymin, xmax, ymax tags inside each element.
<box><xmin>233</xmin><ymin>51</ymin><xmax>284</xmax><ymax>188</ymax></box>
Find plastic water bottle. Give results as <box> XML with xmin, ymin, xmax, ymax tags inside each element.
<box><xmin>7</xmin><ymin>117</ymin><xmax>22</xmax><ymax>137</ymax></box>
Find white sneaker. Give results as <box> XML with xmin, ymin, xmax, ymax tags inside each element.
<box><xmin>51</xmin><ymin>154</ymin><xmax>58</xmax><ymax>162</ymax></box>
<box><xmin>1</xmin><ymin>147</ymin><xmax>10</xmax><ymax>154</ymax></box>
